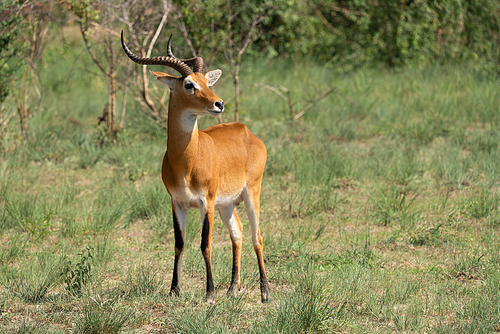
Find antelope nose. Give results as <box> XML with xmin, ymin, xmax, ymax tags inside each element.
<box><xmin>215</xmin><ymin>101</ymin><xmax>224</xmax><ymax>111</ymax></box>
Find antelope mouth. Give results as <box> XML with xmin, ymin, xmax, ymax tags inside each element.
<box><xmin>207</xmin><ymin>108</ymin><xmax>224</xmax><ymax>116</ymax></box>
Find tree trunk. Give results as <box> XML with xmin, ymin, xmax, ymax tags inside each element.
<box><xmin>233</xmin><ymin>62</ymin><xmax>240</xmax><ymax>122</ymax></box>
<box><xmin>234</xmin><ymin>75</ymin><xmax>239</xmax><ymax>123</ymax></box>
<box><xmin>18</xmin><ymin>106</ymin><xmax>28</xmax><ymax>137</ymax></box>
<box><xmin>141</xmin><ymin>64</ymin><xmax>158</xmax><ymax>114</ymax></box>
<box><xmin>120</xmin><ymin>83</ymin><xmax>128</xmax><ymax>129</ymax></box>
<box><xmin>18</xmin><ymin>65</ymin><xmax>32</xmax><ymax>138</ymax></box>
<box><xmin>108</xmin><ymin>73</ymin><xmax>117</xmax><ymax>138</ymax></box>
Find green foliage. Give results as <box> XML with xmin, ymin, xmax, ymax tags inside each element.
<box><xmin>167</xmin><ymin>0</ymin><xmax>497</xmax><ymax>72</ymax></box>
<box><xmin>260</xmin><ymin>0</ymin><xmax>500</xmax><ymax>71</ymax></box>
<box><xmin>67</xmin><ymin>0</ymin><xmax>100</xmax><ymax>27</ymax></box>
<box><xmin>170</xmin><ymin>296</ymin><xmax>245</xmax><ymax>333</ymax></box>
<box><xmin>0</xmin><ymin>1</ymin><xmax>23</xmax><ymax>104</ymax></box>
<box><xmin>1</xmin><ymin>194</ymin><xmax>52</xmax><ymax>231</ymax></box>
<box><xmin>61</xmin><ymin>247</ymin><xmax>94</xmax><ymax>297</ymax></box>
<box><xmin>22</xmin><ymin>210</ymin><xmax>53</xmax><ymax>244</ymax></box>
<box><xmin>1</xmin><ymin>34</ymin><xmax>500</xmax><ymax>331</ymax></box>
<box><xmin>89</xmin><ymin>189</ymin><xmax>125</xmax><ymax>234</ymax></box>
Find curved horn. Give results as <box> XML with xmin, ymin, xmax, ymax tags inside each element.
<box><xmin>166</xmin><ymin>34</ymin><xmax>204</xmax><ymax>73</ymax></box>
<box><xmin>121</xmin><ymin>31</ymin><xmax>193</xmax><ymax>77</ymax></box>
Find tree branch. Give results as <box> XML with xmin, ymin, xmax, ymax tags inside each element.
<box><xmin>79</xmin><ymin>23</ymin><xmax>109</xmax><ymax>76</ymax></box>
<box><xmin>294</xmin><ymin>86</ymin><xmax>336</xmax><ymax>119</ymax></box>
<box><xmin>147</xmin><ymin>1</ymin><xmax>169</xmax><ymax>57</ymax></box>
<box><xmin>177</xmin><ymin>21</ymin><xmax>198</xmax><ymax>58</ymax></box>
<box><xmin>237</xmin><ymin>15</ymin><xmax>264</xmax><ymax>59</ymax></box>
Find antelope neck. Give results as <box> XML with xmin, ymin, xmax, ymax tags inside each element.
<box><xmin>166</xmin><ymin>101</ymin><xmax>200</xmax><ymax>174</ymax></box>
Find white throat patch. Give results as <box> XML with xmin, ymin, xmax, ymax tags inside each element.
<box><xmin>180</xmin><ymin>112</ymin><xmax>198</xmax><ymax>133</ymax></box>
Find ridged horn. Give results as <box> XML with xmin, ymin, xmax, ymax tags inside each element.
<box><xmin>166</xmin><ymin>34</ymin><xmax>204</xmax><ymax>73</ymax></box>
<box><xmin>121</xmin><ymin>31</ymin><xmax>193</xmax><ymax>77</ymax></box>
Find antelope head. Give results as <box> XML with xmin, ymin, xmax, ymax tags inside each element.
<box><xmin>121</xmin><ymin>32</ymin><xmax>224</xmax><ymax>117</ymax></box>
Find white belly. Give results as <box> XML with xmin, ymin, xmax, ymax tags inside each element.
<box><xmin>214</xmin><ymin>193</ymin><xmax>243</xmax><ymax>208</ymax></box>
<box><xmin>170</xmin><ymin>185</ymin><xmax>243</xmax><ymax>210</ymax></box>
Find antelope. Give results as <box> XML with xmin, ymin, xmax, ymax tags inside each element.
<box><xmin>121</xmin><ymin>32</ymin><xmax>270</xmax><ymax>303</ymax></box>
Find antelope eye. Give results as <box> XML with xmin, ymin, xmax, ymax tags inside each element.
<box><xmin>184</xmin><ymin>83</ymin><xmax>195</xmax><ymax>90</ymax></box>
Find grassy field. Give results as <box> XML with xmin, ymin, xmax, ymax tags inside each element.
<box><xmin>1</xmin><ymin>36</ymin><xmax>500</xmax><ymax>333</ymax></box>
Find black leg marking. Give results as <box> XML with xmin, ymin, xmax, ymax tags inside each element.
<box><xmin>259</xmin><ymin>266</ymin><xmax>270</xmax><ymax>302</ymax></box>
<box><xmin>170</xmin><ymin>212</ymin><xmax>184</xmax><ymax>296</ymax></box>
<box><xmin>227</xmin><ymin>260</ymin><xmax>242</xmax><ymax>296</ymax></box>
<box><xmin>200</xmin><ymin>214</ymin><xmax>210</xmax><ymax>252</ymax></box>
<box><xmin>173</xmin><ymin>212</ymin><xmax>184</xmax><ymax>251</ymax></box>
<box><xmin>231</xmin><ymin>259</ymin><xmax>239</xmax><ymax>285</ymax></box>
<box><xmin>170</xmin><ymin>253</ymin><xmax>181</xmax><ymax>296</ymax></box>
<box><xmin>201</xmin><ymin>214</ymin><xmax>214</xmax><ymax>300</ymax></box>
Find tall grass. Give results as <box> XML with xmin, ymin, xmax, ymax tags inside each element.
<box><xmin>1</xmin><ymin>38</ymin><xmax>500</xmax><ymax>332</ymax></box>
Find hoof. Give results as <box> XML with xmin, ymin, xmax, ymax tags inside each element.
<box><xmin>169</xmin><ymin>286</ymin><xmax>181</xmax><ymax>297</ymax></box>
<box><xmin>261</xmin><ymin>288</ymin><xmax>270</xmax><ymax>303</ymax></box>
<box><xmin>227</xmin><ymin>283</ymin><xmax>244</xmax><ymax>297</ymax></box>
<box><xmin>206</xmin><ymin>292</ymin><xmax>215</xmax><ymax>304</ymax></box>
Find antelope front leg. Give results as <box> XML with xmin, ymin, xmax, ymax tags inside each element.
<box><xmin>201</xmin><ymin>203</ymin><xmax>215</xmax><ymax>303</ymax></box>
<box><xmin>170</xmin><ymin>202</ymin><xmax>187</xmax><ymax>296</ymax></box>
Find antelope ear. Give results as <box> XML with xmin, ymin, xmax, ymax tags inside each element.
<box><xmin>150</xmin><ymin>70</ymin><xmax>181</xmax><ymax>89</ymax></box>
<box><xmin>205</xmin><ymin>69</ymin><xmax>222</xmax><ymax>87</ymax></box>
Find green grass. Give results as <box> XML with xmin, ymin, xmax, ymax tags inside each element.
<box><xmin>1</xmin><ymin>31</ymin><xmax>500</xmax><ymax>332</ymax></box>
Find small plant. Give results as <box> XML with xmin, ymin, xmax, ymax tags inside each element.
<box><xmin>61</xmin><ymin>247</ymin><xmax>94</xmax><ymax>296</ymax></box>
<box><xmin>126</xmin><ymin>163</ymin><xmax>139</xmax><ymax>182</ymax></box>
<box><xmin>22</xmin><ymin>210</ymin><xmax>53</xmax><ymax>244</ymax></box>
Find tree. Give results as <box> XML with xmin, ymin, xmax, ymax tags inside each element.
<box><xmin>15</xmin><ymin>3</ymin><xmax>48</xmax><ymax>137</ymax></box>
<box><xmin>0</xmin><ymin>2</ymin><xmax>21</xmax><ymax>140</ymax></box>
<box><xmin>170</xmin><ymin>0</ymin><xmax>276</xmax><ymax>122</ymax></box>
<box><xmin>0</xmin><ymin>1</ymin><xmax>51</xmax><ymax>138</ymax></box>
<box><xmin>262</xmin><ymin>0</ymin><xmax>500</xmax><ymax>71</ymax></box>
<box><xmin>222</xmin><ymin>0</ymin><xmax>274</xmax><ymax>122</ymax></box>
<box><xmin>120</xmin><ymin>0</ymin><xmax>172</xmax><ymax>128</ymax></box>
<box><xmin>70</xmin><ymin>0</ymin><xmax>127</xmax><ymax>139</ymax></box>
